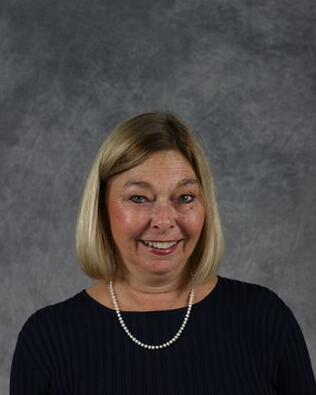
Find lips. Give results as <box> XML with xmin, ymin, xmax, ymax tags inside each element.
<box><xmin>139</xmin><ymin>239</ymin><xmax>182</xmax><ymax>243</ymax></box>
<box><xmin>139</xmin><ymin>240</ymin><xmax>182</xmax><ymax>256</ymax></box>
<box><xmin>140</xmin><ymin>239</ymin><xmax>182</xmax><ymax>247</ymax></box>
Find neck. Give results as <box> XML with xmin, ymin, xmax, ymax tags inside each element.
<box><xmin>112</xmin><ymin>270</ymin><xmax>193</xmax><ymax>311</ymax></box>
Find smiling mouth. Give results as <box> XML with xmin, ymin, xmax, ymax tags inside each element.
<box><xmin>140</xmin><ymin>240</ymin><xmax>182</xmax><ymax>250</ymax></box>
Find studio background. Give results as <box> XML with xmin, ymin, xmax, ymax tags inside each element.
<box><xmin>1</xmin><ymin>0</ymin><xmax>315</xmax><ymax>391</ymax></box>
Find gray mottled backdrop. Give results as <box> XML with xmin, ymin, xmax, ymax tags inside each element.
<box><xmin>1</xmin><ymin>0</ymin><xmax>316</xmax><ymax>391</ymax></box>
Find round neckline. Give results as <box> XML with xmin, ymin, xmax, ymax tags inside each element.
<box><xmin>80</xmin><ymin>275</ymin><xmax>223</xmax><ymax>315</ymax></box>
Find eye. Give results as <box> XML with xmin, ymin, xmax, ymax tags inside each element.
<box><xmin>180</xmin><ymin>194</ymin><xmax>195</xmax><ymax>204</ymax></box>
<box><xmin>129</xmin><ymin>195</ymin><xmax>147</xmax><ymax>204</ymax></box>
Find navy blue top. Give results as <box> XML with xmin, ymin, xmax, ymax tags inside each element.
<box><xmin>10</xmin><ymin>275</ymin><xmax>316</xmax><ymax>394</ymax></box>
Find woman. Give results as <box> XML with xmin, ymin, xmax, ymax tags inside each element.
<box><xmin>10</xmin><ymin>112</ymin><xmax>316</xmax><ymax>394</ymax></box>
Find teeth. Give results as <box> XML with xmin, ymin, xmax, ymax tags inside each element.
<box><xmin>143</xmin><ymin>240</ymin><xmax>178</xmax><ymax>250</ymax></box>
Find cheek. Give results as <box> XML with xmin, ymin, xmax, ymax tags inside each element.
<box><xmin>181</xmin><ymin>206</ymin><xmax>205</xmax><ymax>237</ymax></box>
<box><xmin>108</xmin><ymin>201</ymin><xmax>146</xmax><ymax>237</ymax></box>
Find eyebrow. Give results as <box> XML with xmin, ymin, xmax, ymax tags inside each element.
<box><xmin>123</xmin><ymin>177</ymin><xmax>200</xmax><ymax>190</ymax></box>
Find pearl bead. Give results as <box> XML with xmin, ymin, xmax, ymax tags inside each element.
<box><xmin>109</xmin><ymin>281</ymin><xmax>194</xmax><ymax>351</ymax></box>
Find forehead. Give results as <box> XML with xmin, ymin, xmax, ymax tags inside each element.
<box><xmin>132</xmin><ymin>150</ymin><xmax>194</xmax><ymax>173</ymax></box>
<box><xmin>110</xmin><ymin>150</ymin><xmax>198</xmax><ymax>188</ymax></box>
<box><xmin>126</xmin><ymin>150</ymin><xmax>195</xmax><ymax>177</ymax></box>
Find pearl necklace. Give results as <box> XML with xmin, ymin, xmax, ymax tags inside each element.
<box><xmin>109</xmin><ymin>281</ymin><xmax>195</xmax><ymax>350</ymax></box>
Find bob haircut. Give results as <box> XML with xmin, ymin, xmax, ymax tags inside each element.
<box><xmin>76</xmin><ymin>112</ymin><xmax>224</xmax><ymax>287</ymax></box>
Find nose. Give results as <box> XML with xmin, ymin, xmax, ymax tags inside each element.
<box><xmin>150</xmin><ymin>201</ymin><xmax>176</xmax><ymax>232</ymax></box>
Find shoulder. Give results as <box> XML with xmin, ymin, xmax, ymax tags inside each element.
<box><xmin>219</xmin><ymin>276</ymin><xmax>301</xmax><ymax>350</ymax></box>
<box><xmin>18</xmin><ymin>290</ymin><xmax>85</xmax><ymax>341</ymax></box>
<box><xmin>219</xmin><ymin>275</ymin><xmax>291</xmax><ymax>317</ymax></box>
<box><xmin>219</xmin><ymin>275</ymin><xmax>280</xmax><ymax>296</ymax></box>
<box><xmin>12</xmin><ymin>291</ymin><xmax>86</xmax><ymax>380</ymax></box>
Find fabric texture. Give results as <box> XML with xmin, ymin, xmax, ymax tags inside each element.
<box><xmin>10</xmin><ymin>275</ymin><xmax>316</xmax><ymax>394</ymax></box>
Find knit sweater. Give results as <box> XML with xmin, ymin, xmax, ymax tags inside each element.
<box><xmin>10</xmin><ymin>275</ymin><xmax>316</xmax><ymax>394</ymax></box>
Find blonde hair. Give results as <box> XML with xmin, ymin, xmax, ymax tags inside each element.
<box><xmin>76</xmin><ymin>112</ymin><xmax>224</xmax><ymax>287</ymax></box>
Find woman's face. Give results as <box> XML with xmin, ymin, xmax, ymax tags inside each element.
<box><xmin>106</xmin><ymin>150</ymin><xmax>205</xmax><ymax>281</ymax></box>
